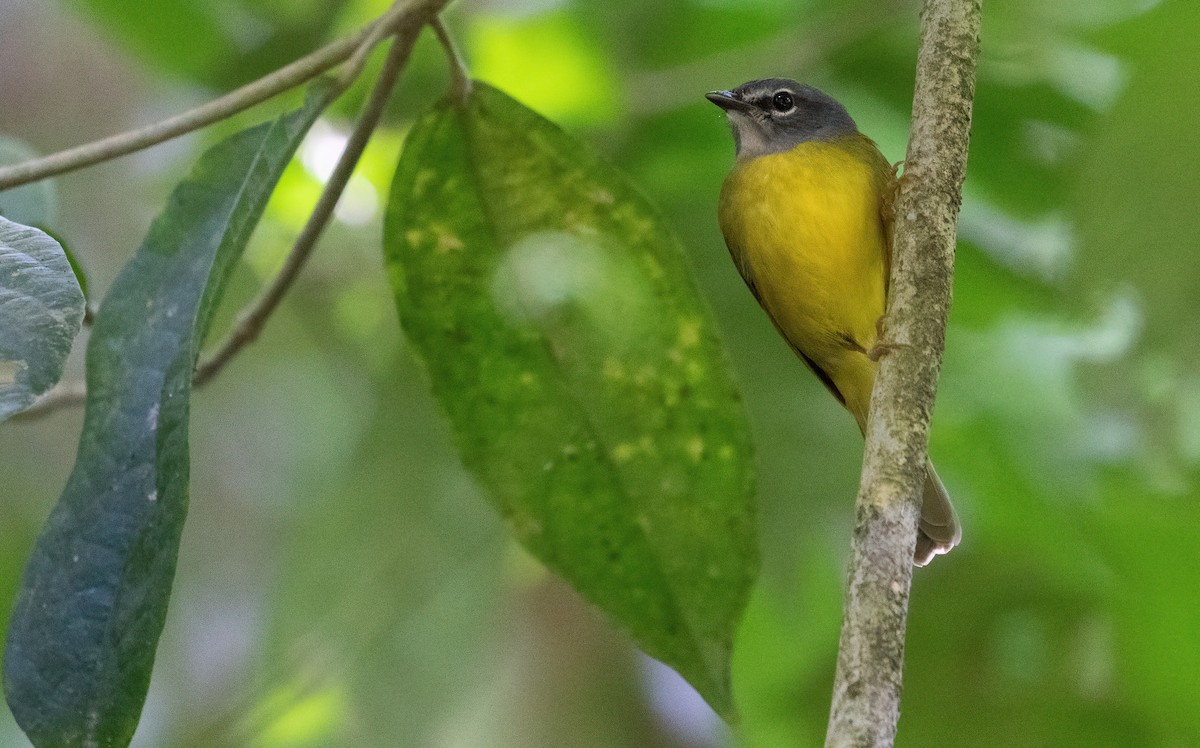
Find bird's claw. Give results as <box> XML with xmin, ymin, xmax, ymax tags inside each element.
<box><xmin>866</xmin><ymin>340</ymin><xmax>902</xmax><ymax>362</ymax></box>
<box><xmin>867</xmin><ymin>315</ymin><xmax>902</xmax><ymax>361</ymax></box>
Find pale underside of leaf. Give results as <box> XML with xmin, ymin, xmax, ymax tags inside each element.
<box><xmin>0</xmin><ymin>217</ymin><xmax>85</xmax><ymax>421</ymax></box>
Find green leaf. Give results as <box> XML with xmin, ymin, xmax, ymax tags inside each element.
<box><xmin>0</xmin><ymin>135</ymin><xmax>58</xmax><ymax>227</ymax></box>
<box><xmin>53</xmin><ymin>231</ymin><xmax>91</xmax><ymax>301</ymax></box>
<box><xmin>0</xmin><ymin>218</ymin><xmax>85</xmax><ymax>421</ymax></box>
<box><xmin>383</xmin><ymin>82</ymin><xmax>758</xmax><ymax>718</ymax></box>
<box><xmin>2</xmin><ymin>83</ymin><xmax>332</xmax><ymax>748</ymax></box>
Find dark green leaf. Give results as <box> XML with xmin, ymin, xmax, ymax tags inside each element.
<box><xmin>383</xmin><ymin>82</ymin><xmax>757</xmax><ymax>718</ymax></box>
<box><xmin>2</xmin><ymin>83</ymin><xmax>332</xmax><ymax>748</ymax></box>
<box><xmin>0</xmin><ymin>136</ymin><xmax>58</xmax><ymax>227</ymax></box>
<box><xmin>0</xmin><ymin>218</ymin><xmax>85</xmax><ymax>421</ymax></box>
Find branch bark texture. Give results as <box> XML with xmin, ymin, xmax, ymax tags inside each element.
<box><xmin>825</xmin><ymin>1</ymin><xmax>980</xmax><ymax>746</ymax></box>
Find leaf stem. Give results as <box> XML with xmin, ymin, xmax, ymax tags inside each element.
<box><xmin>193</xmin><ymin>24</ymin><xmax>423</xmax><ymax>386</ymax></box>
<box><xmin>12</xmin><ymin>381</ymin><xmax>87</xmax><ymax>420</ymax></box>
<box><xmin>432</xmin><ymin>17</ymin><xmax>472</xmax><ymax>104</ymax></box>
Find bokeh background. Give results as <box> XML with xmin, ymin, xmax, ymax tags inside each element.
<box><xmin>2</xmin><ymin>0</ymin><xmax>1199</xmax><ymax>745</ymax></box>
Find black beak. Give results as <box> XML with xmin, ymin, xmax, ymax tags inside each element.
<box><xmin>706</xmin><ymin>90</ymin><xmax>753</xmax><ymax>113</ymax></box>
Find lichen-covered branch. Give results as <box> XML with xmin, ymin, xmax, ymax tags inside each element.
<box><xmin>824</xmin><ymin>1</ymin><xmax>981</xmax><ymax>746</ymax></box>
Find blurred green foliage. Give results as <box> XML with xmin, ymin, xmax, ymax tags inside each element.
<box><xmin>1</xmin><ymin>0</ymin><xmax>1198</xmax><ymax>746</ymax></box>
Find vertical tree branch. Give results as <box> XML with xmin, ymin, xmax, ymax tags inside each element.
<box><xmin>824</xmin><ymin>0</ymin><xmax>980</xmax><ymax>746</ymax></box>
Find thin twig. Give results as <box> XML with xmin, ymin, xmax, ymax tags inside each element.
<box><xmin>432</xmin><ymin>17</ymin><xmax>472</xmax><ymax>104</ymax></box>
<box><xmin>823</xmin><ymin>0</ymin><xmax>981</xmax><ymax>746</ymax></box>
<box><xmin>0</xmin><ymin>8</ymin><xmax>404</xmax><ymax>191</ymax></box>
<box><xmin>194</xmin><ymin>24</ymin><xmax>424</xmax><ymax>386</ymax></box>
<box><xmin>12</xmin><ymin>381</ymin><xmax>87</xmax><ymax>420</ymax></box>
<box><xmin>338</xmin><ymin>0</ymin><xmax>415</xmax><ymax>88</ymax></box>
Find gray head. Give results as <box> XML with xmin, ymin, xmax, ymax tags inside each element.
<box><xmin>706</xmin><ymin>78</ymin><xmax>858</xmax><ymax>160</ymax></box>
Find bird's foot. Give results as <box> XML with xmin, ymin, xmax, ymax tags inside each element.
<box><xmin>866</xmin><ymin>316</ymin><xmax>903</xmax><ymax>361</ymax></box>
<box><xmin>867</xmin><ymin>341</ymin><xmax>902</xmax><ymax>362</ymax></box>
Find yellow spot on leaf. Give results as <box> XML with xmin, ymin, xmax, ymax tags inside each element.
<box><xmin>642</xmin><ymin>255</ymin><xmax>665</xmax><ymax>280</ymax></box>
<box><xmin>436</xmin><ymin>233</ymin><xmax>464</xmax><ymax>253</ymax></box>
<box><xmin>589</xmin><ymin>188</ymin><xmax>615</xmax><ymax>205</ymax></box>
<box><xmin>602</xmin><ymin>359</ymin><xmax>626</xmax><ymax>381</ymax></box>
<box><xmin>412</xmin><ymin>168</ymin><xmax>435</xmax><ymax>198</ymax></box>
<box><xmin>564</xmin><ymin>211</ymin><xmax>598</xmax><ymax>236</ymax></box>
<box><xmin>429</xmin><ymin>223</ymin><xmax>463</xmax><ymax>253</ymax></box>
<box><xmin>0</xmin><ymin>360</ymin><xmax>22</xmax><ymax>386</ymax></box>
<box><xmin>633</xmin><ymin>365</ymin><xmax>656</xmax><ymax>386</ymax></box>
<box><xmin>678</xmin><ymin>318</ymin><xmax>702</xmax><ymax>349</ymax></box>
<box><xmin>612</xmin><ymin>443</ymin><xmax>636</xmax><ymax>463</ymax></box>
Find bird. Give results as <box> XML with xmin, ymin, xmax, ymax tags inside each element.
<box><xmin>707</xmin><ymin>78</ymin><xmax>960</xmax><ymax>566</ymax></box>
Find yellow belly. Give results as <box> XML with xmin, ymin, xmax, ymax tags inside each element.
<box><xmin>718</xmin><ymin>137</ymin><xmax>891</xmax><ymax>426</ymax></box>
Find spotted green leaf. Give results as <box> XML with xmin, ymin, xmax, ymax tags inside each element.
<box><xmin>383</xmin><ymin>82</ymin><xmax>758</xmax><ymax>718</ymax></box>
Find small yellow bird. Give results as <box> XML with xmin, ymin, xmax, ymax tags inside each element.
<box><xmin>707</xmin><ymin>78</ymin><xmax>960</xmax><ymax>565</ymax></box>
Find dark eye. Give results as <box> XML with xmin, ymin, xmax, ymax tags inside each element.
<box><xmin>772</xmin><ymin>91</ymin><xmax>794</xmax><ymax>112</ymax></box>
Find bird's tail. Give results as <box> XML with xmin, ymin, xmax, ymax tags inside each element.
<box><xmin>915</xmin><ymin>458</ymin><xmax>962</xmax><ymax>566</ymax></box>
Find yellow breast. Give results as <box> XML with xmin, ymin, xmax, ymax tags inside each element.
<box><xmin>717</xmin><ymin>136</ymin><xmax>892</xmax><ymax>423</ymax></box>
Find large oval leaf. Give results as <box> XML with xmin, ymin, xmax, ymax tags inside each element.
<box><xmin>383</xmin><ymin>82</ymin><xmax>758</xmax><ymax>717</ymax></box>
<box><xmin>0</xmin><ymin>218</ymin><xmax>85</xmax><ymax>421</ymax></box>
<box><xmin>3</xmin><ymin>84</ymin><xmax>333</xmax><ymax>747</ymax></box>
